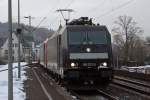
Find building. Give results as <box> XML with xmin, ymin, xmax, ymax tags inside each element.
<box><xmin>0</xmin><ymin>32</ymin><xmax>23</xmax><ymax>62</ymax></box>
<box><xmin>0</xmin><ymin>48</ymin><xmax>2</xmax><ymax>59</ymax></box>
<box><xmin>33</xmin><ymin>45</ymin><xmax>40</xmax><ymax>62</ymax></box>
<box><xmin>22</xmin><ymin>33</ymin><xmax>34</xmax><ymax>63</ymax></box>
<box><xmin>0</xmin><ymin>37</ymin><xmax>7</xmax><ymax>63</ymax></box>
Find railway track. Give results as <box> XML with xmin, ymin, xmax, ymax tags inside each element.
<box><xmin>97</xmin><ymin>90</ymin><xmax>119</xmax><ymax>100</ymax></box>
<box><xmin>114</xmin><ymin>76</ymin><xmax>150</xmax><ymax>88</ymax></box>
<box><xmin>69</xmin><ymin>89</ymin><xmax>118</xmax><ymax>100</ymax></box>
<box><xmin>113</xmin><ymin>76</ymin><xmax>150</xmax><ymax>96</ymax></box>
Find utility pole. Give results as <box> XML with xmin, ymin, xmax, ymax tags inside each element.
<box><xmin>8</xmin><ymin>0</ymin><xmax>13</xmax><ymax>99</ymax></box>
<box><xmin>17</xmin><ymin>0</ymin><xmax>21</xmax><ymax>79</ymax></box>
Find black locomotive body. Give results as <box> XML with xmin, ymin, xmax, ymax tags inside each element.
<box><xmin>39</xmin><ymin>17</ymin><xmax>113</xmax><ymax>89</ymax></box>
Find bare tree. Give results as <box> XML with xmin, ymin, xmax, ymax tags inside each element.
<box><xmin>144</xmin><ymin>37</ymin><xmax>150</xmax><ymax>64</ymax></box>
<box><xmin>146</xmin><ymin>37</ymin><xmax>150</xmax><ymax>44</ymax></box>
<box><xmin>112</xmin><ymin>15</ymin><xmax>144</xmax><ymax>66</ymax></box>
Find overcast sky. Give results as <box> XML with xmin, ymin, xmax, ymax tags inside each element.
<box><xmin>0</xmin><ymin>0</ymin><xmax>150</xmax><ymax>36</ymax></box>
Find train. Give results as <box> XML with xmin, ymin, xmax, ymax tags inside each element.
<box><xmin>39</xmin><ymin>17</ymin><xmax>113</xmax><ymax>89</ymax></box>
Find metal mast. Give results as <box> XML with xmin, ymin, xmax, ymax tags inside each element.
<box><xmin>17</xmin><ymin>0</ymin><xmax>21</xmax><ymax>78</ymax></box>
<box><xmin>8</xmin><ymin>0</ymin><xmax>13</xmax><ymax>99</ymax></box>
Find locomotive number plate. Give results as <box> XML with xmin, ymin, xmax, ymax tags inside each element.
<box><xmin>83</xmin><ymin>63</ymin><xmax>96</xmax><ymax>66</ymax></box>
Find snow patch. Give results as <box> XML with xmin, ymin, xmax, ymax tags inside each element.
<box><xmin>0</xmin><ymin>62</ymin><xmax>27</xmax><ymax>100</ymax></box>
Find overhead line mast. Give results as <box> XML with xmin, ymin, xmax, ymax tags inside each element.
<box><xmin>17</xmin><ymin>0</ymin><xmax>21</xmax><ymax>79</ymax></box>
<box><xmin>8</xmin><ymin>0</ymin><xmax>13</xmax><ymax>99</ymax></box>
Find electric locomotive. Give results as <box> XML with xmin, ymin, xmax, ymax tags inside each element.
<box><xmin>39</xmin><ymin>17</ymin><xmax>113</xmax><ymax>89</ymax></box>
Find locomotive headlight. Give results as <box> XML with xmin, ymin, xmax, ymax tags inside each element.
<box><xmin>103</xmin><ymin>62</ymin><xmax>107</xmax><ymax>67</ymax></box>
<box><xmin>98</xmin><ymin>62</ymin><xmax>108</xmax><ymax>69</ymax></box>
<box><xmin>71</xmin><ymin>62</ymin><xmax>75</xmax><ymax>67</ymax></box>
<box><xmin>86</xmin><ymin>48</ymin><xmax>91</xmax><ymax>52</ymax></box>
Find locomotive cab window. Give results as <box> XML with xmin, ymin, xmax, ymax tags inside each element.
<box><xmin>68</xmin><ymin>31</ymin><xmax>86</xmax><ymax>45</ymax></box>
<box><xmin>87</xmin><ymin>31</ymin><xmax>107</xmax><ymax>44</ymax></box>
<box><xmin>68</xmin><ymin>31</ymin><xmax>107</xmax><ymax>45</ymax></box>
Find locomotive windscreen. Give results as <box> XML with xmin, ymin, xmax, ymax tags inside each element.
<box><xmin>68</xmin><ymin>31</ymin><xmax>107</xmax><ymax>45</ymax></box>
<box><xmin>68</xmin><ymin>31</ymin><xmax>86</xmax><ymax>44</ymax></box>
<box><xmin>87</xmin><ymin>31</ymin><xmax>107</xmax><ymax>44</ymax></box>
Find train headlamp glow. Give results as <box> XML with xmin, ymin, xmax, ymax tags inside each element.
<box><xmin>86</xmin><ymin>48</ymin><xmax>91</xmax><ymax>52</ymax></box>
<box><xmin>103</xmin><ymin>62</ymin><xmax>107</xmax><ymax>66</ymax></box>
<box><xmin>71</xmin><ymin>62</ymin><xmax>75</xmax><ymax>67</ymax></box>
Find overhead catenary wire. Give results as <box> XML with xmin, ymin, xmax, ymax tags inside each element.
<box><xmin>32</xmin><ymin>0</ymin><xmax>75</xmax><ymax>32</ymax></box>
<box><xmin>95</xmin><ymin>0</ymin><xmax>134</xmax><ymax>19</ymax></box>
<box><xmin>30</xmin><ymin>0</ymin><xmax>62</xmax><ymax>32</ymax></box>
<box><xmin>64</xmin><ymin>0</ymin><xmax>75</xmax><ymax>9</ymax></box>
<box><xmin>31</xmin><ymin>17</ymin><xmax>47</xmax><ymax>32</ymax></box>
<box><xmin>88</xmin><ymin>0</ymin><xmax>106</xmax><ymax>12</ymax></box>
<box><xmin>21</xmin><ymin>0</ymin><xmax>75</xmax><ymax>33</ymax></box>
<box><xmin>57</xmin><ymin>0</ymin><xmax>75</xmax><ymax>25</ymax></box>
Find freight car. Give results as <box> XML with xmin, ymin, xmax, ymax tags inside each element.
<box><xmin>39</xmin><ymin>17</ymin><xmax>113</xmax><ymax>89</ymax></box>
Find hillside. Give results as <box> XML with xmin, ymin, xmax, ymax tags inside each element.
<box><xmin>0</xmin><ymin>22</ymin><xmax>54</xmax><ymax>45</ymax></box>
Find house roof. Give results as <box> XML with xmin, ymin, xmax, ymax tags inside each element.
<box><xmin>0</xmin><ymin>32</ymin><xmax>34</xmax><ymax>48</ymax></box>
<box><xmin>0</xmin><ymin>32</ymin><xmax>21</xmax><ymax>48</ymax></box>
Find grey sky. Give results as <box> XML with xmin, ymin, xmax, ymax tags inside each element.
<box><xmin>0</xmin><ymin>0</ymin><xmax>149</xmax><ymax>36</ymax></box>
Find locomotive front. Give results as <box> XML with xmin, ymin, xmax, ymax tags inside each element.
<box><xmin>63</xmin><ymin>24</ymin><xmax>113</xmax><ymax>88</ymax></box>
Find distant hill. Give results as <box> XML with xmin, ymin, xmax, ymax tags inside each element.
<box><xmin>0</xmin><ymin>22</ymin><xmax>54</xmax><ymax>45</ymax></box>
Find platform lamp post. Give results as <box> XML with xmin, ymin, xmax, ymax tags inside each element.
<box><xmin>8</xmin><ymin>0</ymin><xmax>13</xmax><ymax>99</ymax></box>
<box><xmin>24</xmin><ymin>16</ymin><xmax>33</xmax><ymax>64</ymax></box>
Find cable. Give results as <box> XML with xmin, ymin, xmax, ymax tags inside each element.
<box><xmin>31</xmin><ymin>0</ymin><xmax>62</xmax><ymax>32</ymax></box>
<box><xmin>56</xmin><ymin>0</ymin><xmax>75</xmax><ymax>24</ymax></box>
<box><xmin>31</xmin><ymin>17</ymin><xmax>47</xmax><ymax>32</ymax></box>
<box><xmin>32</xmin><ymin>0</ymin><xmax>75</xmax><ymax>32</ymax></box>
<box><xmin>88</xmin><ymin>0</ymin><xmax>106</xmax><ymax>12</ymax></box>
<box><xmin>64</xmin><ymin>0</ymin><xmax>75</xmax><ymax>9</ymax></box>
<box><xmin>95</xmin><ymin>0</ymin><xmax>134</xmax><ymax>19</ymax></box>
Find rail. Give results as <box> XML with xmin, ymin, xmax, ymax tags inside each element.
<box><xmin>97</xmin><ymin>90</ymin><xmax>119</xmax><ymax>100</ymax></box>
<box><xmin>113</xmin><ymin>76</ymin><xmax>150</xmax><ymax>96</ymax></box>
<box><xmin>69</xmin><ymin>90</ymin><xmax>85</xmax><ymax>100</ymax></box>
<box><xmin>114</xmin><ymin>76</ymin><xmax>150</xmax><ymax>88</ymax></box>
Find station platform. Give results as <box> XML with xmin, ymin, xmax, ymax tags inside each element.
<box><xmin>24</xmin><ymin>63</ymin><xmax>74</xmax><ymax>100</ymax></box>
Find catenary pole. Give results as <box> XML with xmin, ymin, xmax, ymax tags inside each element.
<box><xmin>8</xmin><ymin>0</ymin><xmax>13</xmax><ymax>99</ymax></box>
<box><xmin>17</xmin><ymin>0</ymin><xmax>21</xmax><ymax>78</ymax></box>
